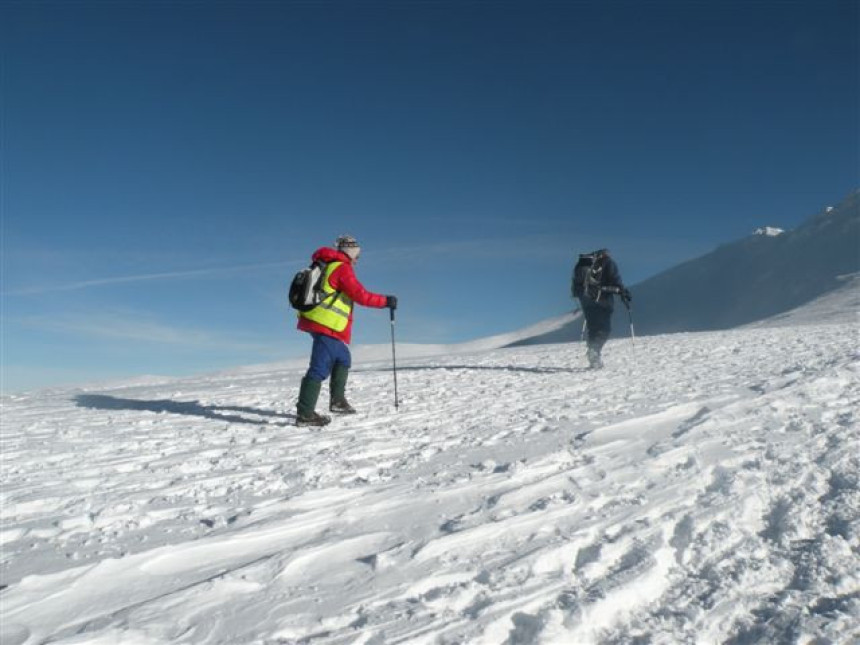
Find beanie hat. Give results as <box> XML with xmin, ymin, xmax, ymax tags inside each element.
<box><xmin>335</xmin><ymin>234</ymin><xmax>360</xmax><ymax>250</ymax></box>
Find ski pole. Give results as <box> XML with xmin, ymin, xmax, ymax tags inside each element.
<box><xmin>390</xmin><ymin>307</ymin><xmax>399</xmax><ymax>409</ymax></box>
<box><xmin>580</xmin><ymin>315</ymin><xmax>588</xmax><ymax>343</ymax></box>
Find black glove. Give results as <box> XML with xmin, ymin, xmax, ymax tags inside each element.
<box><xmin>621</xmin><ymin>288</ymin><xmax>632</xmax><ymax>302</ymax></box>
<box><xmin>386</xmin><ymin>295</ymin><xmax>398</xmax><ymax>310</ymax></box>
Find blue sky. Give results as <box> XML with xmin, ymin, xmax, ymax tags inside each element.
<box><xmin>2</xmin><ymin>0</ymin><xmax>858</xmax><ymax>392</ymax></box>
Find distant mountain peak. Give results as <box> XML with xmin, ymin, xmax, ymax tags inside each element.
<box><xmin>752</xmin><ymin>226</ymin><xmax>785</xmax><ymax>237</ymax></box>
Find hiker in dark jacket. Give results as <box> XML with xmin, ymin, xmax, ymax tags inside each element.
<box><xmin>573</xmin><ymin>249</ymin><xmax>630</xmax><ymax>369</ymax></box>
<box><xmin>295</xmin><ymin>235</ymin><xmax>397</xmax><ymax>427</ymax></box>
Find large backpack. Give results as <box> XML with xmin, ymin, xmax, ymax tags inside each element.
<box><xmin>572</xmin><ymin>250</ymin><xmax>606</xmax><ymax>299</ymax></box>
<box><xmin>289</xmin><ymin>261</ymin><xmax>328</xmax><ymax>312</ymax></box>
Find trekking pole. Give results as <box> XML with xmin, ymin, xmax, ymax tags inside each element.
<box><xmin>390</xmin><ymin>308</ymin><xmax>400</xmax><ymax>409</ymax></box>
<box><xmin>623</xmin><ymin>299</ymin><xmax>636</xmax><ymax>363</ymax></box>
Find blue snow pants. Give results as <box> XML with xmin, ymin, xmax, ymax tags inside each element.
<box><xmin>305</xmin><ymin>334</ymin><xmax>352</xmax><ymax>382</ymax></box>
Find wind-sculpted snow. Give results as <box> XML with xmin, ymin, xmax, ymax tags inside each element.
<box><xmin>1</xmin><ymin>323</ymin><xmax>858</xmax><ymax>644</ymax></box>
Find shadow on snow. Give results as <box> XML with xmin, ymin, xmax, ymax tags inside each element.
<box><xmin>376</xmin><ymin>365</ymin><xmax>592</xmax><ymax>375</ymax></box>
<box><xmin>73</xmin><ymin>394</ymin><xmax>294</xmax><ymax>426</ymax></box>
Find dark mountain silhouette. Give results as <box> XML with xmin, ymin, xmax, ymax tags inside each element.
<box><xmin>509</xmin><ymin>189</ymin><xmax>859</xmax><ymax>346</ymax></box>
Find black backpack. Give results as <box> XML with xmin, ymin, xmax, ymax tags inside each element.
<box><xmin>289</xmin><ymin>261</ymin><xmax>328</xmax><ymax>312</ymax></box>
<box><xmin>572</xmin><ymin>250</ymin><xmax>606</xmax><ymax>299</ymax></box>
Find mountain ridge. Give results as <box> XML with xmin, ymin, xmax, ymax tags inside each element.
<box><xmin>509</xmin><ymin>189</ymin><xmax>859</xmax><ymax>346</ymax></box>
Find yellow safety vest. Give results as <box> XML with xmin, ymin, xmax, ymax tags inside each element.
<box><xmin>298</xmin><ymin>261</ymin><xmax>353</xmax><ymax>332</ymax></box>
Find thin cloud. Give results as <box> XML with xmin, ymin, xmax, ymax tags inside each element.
<box><xmin>16</xmin><ymin>310</ymin><xmax>275</xmax><ymax>352</ymax></box>
<box><xmin>369</xmin><ymin>234</ymin><xmax>573</xmax><ymax>264</ymax></box>
<box><xmin>368</xmin><ymin>233</ymin><xmax>709</xmax><ymax>269</ymax></box>
<box><xmin>3</xmin><ymin>237</ymin><xmax>564</xmax><ymax>296</ymax></box>
<box><xmin>4</xmin><ymin>260</ymin><xmax>303</xmax><ymax>296</ymax></box>
<box><xmin>4</xmin><ymin>234</ymin><xmax>712</xmax><ymax>298</ymax></box>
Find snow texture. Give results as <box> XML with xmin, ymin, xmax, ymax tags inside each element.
<box><xmin>2</xmin><ymin>317</ymin><xmax>859</xmax><ymax>644</ymax></box>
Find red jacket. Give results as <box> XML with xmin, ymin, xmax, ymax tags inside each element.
<box><xmin>296</xmin><ymin>247</ymin><xmax>387</xmax><ymax>344</ymax></box>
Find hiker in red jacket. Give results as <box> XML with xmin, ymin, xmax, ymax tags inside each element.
<box><xmin>295</xmin><ymin>235</ymin><xmax>397</xmax><ymax>426</ymax></box>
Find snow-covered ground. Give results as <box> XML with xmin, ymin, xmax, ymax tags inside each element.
<box><xmin>1</xmin><ymin>321</ymin><xmax>858</xmax><ymax>644</ymax></box>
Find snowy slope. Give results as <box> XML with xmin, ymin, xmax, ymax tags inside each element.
<box><xmin>225</xmin><ymin>312</ymin><xmax>581</xmax><ymax>376</ymax></box>
<box><xmin>745</xmin><ymin>272</ymin><xmax>860</xmax><ymax>329</ymax></box>
<box><xmin>2</xmin><ymin>317</ymin><xmax>858</xmax><ymax>644</ymax></box>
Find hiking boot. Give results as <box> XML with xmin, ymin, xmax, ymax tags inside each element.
<box><xmin>330</xmin><ymin>364</ymin><xmax>353</xmax><ymax>410</ymax></box>
<box><xmin>330</xmin><ymin>399</ymin><xmax>357</xmax><ymax>414</ymax></box>
<box><xmin>296</xmin><ymin>411</ymin><xmax>331</xmax><ymax>427</ymax></box>
<box><xmin>586</xmin><ymin>348</ymin><xmax>604</xmax><ymax>369</ymax></box>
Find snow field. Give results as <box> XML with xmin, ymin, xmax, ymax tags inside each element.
<box><xmin>1</xmin><ymin>322</ymin><xmax>858</xmax><ymax>644</ymax></box>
